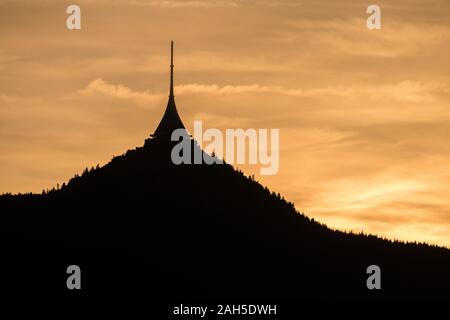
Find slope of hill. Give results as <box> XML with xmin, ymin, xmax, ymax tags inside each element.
<box><xmin>1</xmin><ymin>137</ymin><xmax>449</xmax><ymax>299</ymax></box>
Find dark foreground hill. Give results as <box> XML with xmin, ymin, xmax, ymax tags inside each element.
<box><xmin>0</xmin><ymin>137</ymin><xmax>449</xmax><ymax>300</ymax></box>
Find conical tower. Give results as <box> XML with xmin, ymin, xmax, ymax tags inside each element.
<box><xmin>152</xmin><ymin>41</ymin><xmax>186</xmax><ymax>138</ymax></box>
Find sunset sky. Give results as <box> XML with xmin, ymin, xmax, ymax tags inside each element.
<box><xmin>1</xmin><ymin>0</ymin><xmax>450</xmax><ymax>246</ymax></box>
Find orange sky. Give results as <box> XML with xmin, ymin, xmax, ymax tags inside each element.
<box><xmin>1</xmin><ymin>0</ymin><xmax>450</xmax><ymax>246</ymax></box>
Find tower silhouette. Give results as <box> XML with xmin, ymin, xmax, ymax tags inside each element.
<box><xmin>152</xmin><ymin>41</ymin><xmax>186</xmax><ymax>138</ymax></box>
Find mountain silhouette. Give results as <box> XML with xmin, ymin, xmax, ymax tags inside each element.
<box><xmin>0</xmin><ymin>43</ymin><xmax>449</xmax><ymax>300</ymax></box>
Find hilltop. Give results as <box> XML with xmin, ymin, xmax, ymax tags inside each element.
<box><xmin>0</xmin><ymin>137</ymin><xmax>448</xmax><ymax>299</ymax></box>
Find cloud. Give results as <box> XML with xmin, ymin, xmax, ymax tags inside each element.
<box><xmin>79</xmin><ymin>79</ymin><xmax>449</xmax><ymax>104</ymax></box>
<box><xmin>126</xmin><ymin>0</ymin><xmax>239</xmax><ymax>8</ymax></box>
<box><xmin>0</xmin><ymin>94</ymin><xmax>17</xmax><ymax>104</ymax></box>
<box><xmin>286</xmin><ymin>18</ymin><xmax>450</xmax><ymax>58</ymax></box>
<box><xmin>175</xmin><ymin>81</ymin><xmax>450</xmax><ymax>103</ymax></box>
<box><xmin>78</xmin><ymin>78</ymin><xmax>163</xmax><ymax>103</ymax></box>
<box><xmin>0</xmin><ymin>50</ymin><xmax>22</xmax><ymax>70</ymax></box>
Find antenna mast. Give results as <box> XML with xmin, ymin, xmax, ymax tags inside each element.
<box><xmin>170</xmin><ymin>41</ymin><xmax>174</xmax><ymax>97</ymax></box>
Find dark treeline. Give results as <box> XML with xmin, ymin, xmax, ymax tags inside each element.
<box><xmin>0</xmin><ymin>137</ymin><xmax>449</xmax><ymax>299</ymax></box>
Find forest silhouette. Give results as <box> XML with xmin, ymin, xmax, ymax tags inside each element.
<box><xmin>0</xmin><ymin>135</ymin><xmax>449</xmax><ymax>299</ymax></box>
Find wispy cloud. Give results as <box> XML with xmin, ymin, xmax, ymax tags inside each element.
<box><xmin>80</xmin><ymin>79</ymin><xmax>449</xmax><ymax>104</ymax></box>
<box><xmin>179</xmin><ymin>81</ymin><xmax>449</xmax><ymax>102</ymax></box>
<box><xmin>127</xmin><ymin>0</ymin><xmax>239</xmax><ymax>8</ymax></box>
<box><xmin>78</xmin><ymin>78</ymin><xmax>163</xmax><ymax>103</ymax></box>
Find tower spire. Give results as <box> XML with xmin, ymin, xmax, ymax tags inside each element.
<box><xmin>170</xmin><ymin>41</ymin><xmax>174</xmax><ymax>97</ymax></box>
<box><xmin>151</xmin><ymin>41</ymin><xmax>185</xmax><ymax>138</ymax></box>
